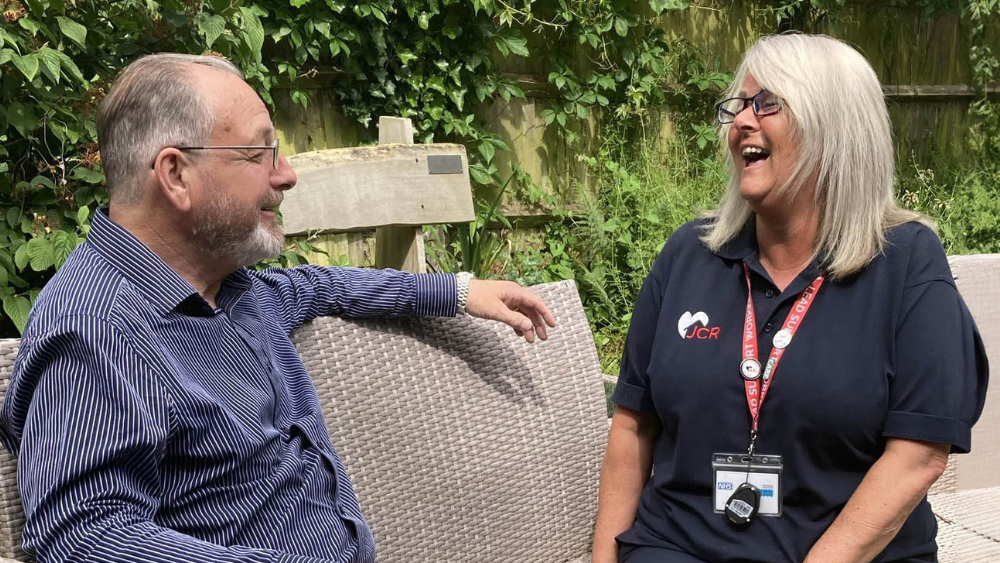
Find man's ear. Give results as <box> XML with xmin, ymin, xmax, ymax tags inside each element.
<box><xmin>152</xmin><ymin>148</ymin><xmax>196</xmax><ymax>213</ymax></box>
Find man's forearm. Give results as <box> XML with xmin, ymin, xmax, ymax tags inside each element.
<box><xmin>314</xmin><ymin>267</ymin><xmax>457</xmax><ymax>318</ymax></box>
<box><xmin>260</xmin><ymin>266</ymin><xmax>457</xmax><ymax>333</ymax></box>
<box><xmin>803</xmin><ymin>439</ymin><xmax>949</xmax><ymax>563</ymax></box>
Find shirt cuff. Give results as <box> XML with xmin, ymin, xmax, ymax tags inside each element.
<box><xmin>414</xmin><ymin>273</ymin><xmax>457</xmax><ymax>317</ymax></box>
<box><xmin>883</xmin><ymin>410</ymin><xmax>973</xmax><ymax>454</ymax></box>
<box><xmin>611</xmin><ymin>379</ymin><xmax>656</xmax><ymax>415</ymax></box>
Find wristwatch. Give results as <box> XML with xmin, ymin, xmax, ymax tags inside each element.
<box><xmin>456</xmin><ymin>272</ymin><xmax>475</xmax><ymax>315</ymax></box>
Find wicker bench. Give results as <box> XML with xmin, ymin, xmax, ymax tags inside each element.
<box><xmin>923</xmin><ymin>255</ymin><xmax>1000</xmax><ymax>561</ymax></box>
<box><xmin>0</xmin><ymin>271</ymin><xmax>995</xmax><ymax>562</ymax></box>
<box><xmin>0</xmin><ymin>280</ymin><xmax>606</xmax><ymax>563</ymax></box>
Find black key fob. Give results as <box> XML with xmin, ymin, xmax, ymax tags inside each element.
<box><xmin>725</xmin><ymin>482</ymin><xmax>760</xmax><ymax>525</ymax></box>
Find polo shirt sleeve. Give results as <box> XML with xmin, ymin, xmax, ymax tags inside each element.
<box><xmin>883</xmin><ymin>232</ymin><xmax>989</xmax><ymax>453</ymax></box>
<box><xmin>1</xmin><ymin>316</ymin><xmax>340</xmax><ymax>563</ymax></box>
<box><xmin>612</xmin><ymin>249</ymin><xmax>668</xmax><ymax>415</ymax></box>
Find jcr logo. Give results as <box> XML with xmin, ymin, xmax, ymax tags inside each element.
<box><xmin>685</xmin><ymin>326</ymin><xmax>721</xmax><ymax>340</ymax></box>
<box><xmin>677</xmin><ymin>311</ymin><xmax>721</xmax><ymax>340</ymax></box>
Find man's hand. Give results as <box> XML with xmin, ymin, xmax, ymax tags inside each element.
<box><xmin>465</xmin><ymin>280</ymin><xmax>557</xmax><ymax>343</ymax></box>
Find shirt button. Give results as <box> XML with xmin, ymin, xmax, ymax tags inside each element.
<box><xmin>765</xmin><ymin>289</ymin><xmax>775</xmax><ymax>298</ymax></box>
<box><xmin>764</xmin><ymin>322</ymin><xmax>773</xmax><ymax>333</ymax></box>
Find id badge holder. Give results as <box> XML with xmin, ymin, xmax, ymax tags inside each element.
<box><xmin>712</xmin><ymin>453</ymin><xmax>783</xmax><ymax>517</ymax></box>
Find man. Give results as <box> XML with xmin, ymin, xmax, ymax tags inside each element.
<box><xmin>0</xmin><ymin>53</ymin><xmax>556</xmax><ymax>563</ymax></box>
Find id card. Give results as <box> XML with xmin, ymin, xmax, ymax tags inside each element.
<box><xmin>712</xmin><ymin>453</ymin><xmax>783</xmax><ymax>517</ymax></box>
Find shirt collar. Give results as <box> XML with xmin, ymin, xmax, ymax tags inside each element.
<box><xmin>87</xmin><ymin>207</ymin><xmax>250</xmax><ymax>316</ymax></box>
<box><xmin>711</xmin><ymin>218</ymin><xmax>757</xmax><ymax>262</ymax></box>
<box><xmin>710</xmin><ymin>216</ymin><xmax>824</xmax><ymax>285</ymax></box>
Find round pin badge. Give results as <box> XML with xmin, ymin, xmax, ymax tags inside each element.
<box><xmin>740</xmin><ymin>359</ymin><xmax>762</xmax><ymax>380</ymax></box>
<box><xmin>772</xmin><ymin>329</ymin><xmax>793</xmax><ymax>349</ymax></box>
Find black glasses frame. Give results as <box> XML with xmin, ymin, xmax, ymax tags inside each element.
<box><xmin>715</xmin><ymin>91</ymin><xmax>783</xmax><ymax>124</ymax></box>
<box><xmin>170</xmin><ymin>138</ymin><xmax>281</xmax><ymax>169</ymax></box>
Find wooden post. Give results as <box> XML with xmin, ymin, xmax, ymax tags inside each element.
<box><xmin>281</xmin><ymin>120</ymin><xmax>474</xmax><ymax>271</ymax></box>
<box><xmin>375</xmin><ymin>117</ymin><xmax>425</xmax><ymax>272</ymax></box>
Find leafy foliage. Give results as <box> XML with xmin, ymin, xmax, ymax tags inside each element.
<box><xmin>0</xmin><ymin>0</ymin><xmax>278</xmax><ymax>335</ymax></box>
<box><xmin>897</xmin><ymin>0</ymin><xmax>1000</xmax><ymax>255</ymax></box>
<box><xmin>0</xmin><ymin>0</ymin><xmax>677</xmax><ymax>336</ymax></box>
<box><xmin>450</xmin><ymin>0</ymin><xmax>1000</xmax><ymax>372</ymax></box>
<box><xmin>0</xmin><ymin>0</ymin><xmax>997</xmax><ymax>355</ymax></box>
<box><xmin>499</xmin><ymin>123</ymin><xmax>726</xmax><ymax>374</ymax></box>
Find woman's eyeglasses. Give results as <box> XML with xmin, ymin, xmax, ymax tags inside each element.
<box><xmin>716</xmin><ymin>91</ymin><xmax>783</xmax><ymax>124</ymax></box>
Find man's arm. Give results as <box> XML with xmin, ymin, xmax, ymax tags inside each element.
<box><xmin>253</xmin><ymin>266</ymin><xmax>555</xmax><ymax>341</ymax></box>
<box><xmin>2</xmin><ymin>317</ymin><xmax>338</xmax><ymax>563</ymax></box>
<box><xmin>252</xmin><ymin>266</ymin><xmax>454</xmax><ymax>334</ymax></box>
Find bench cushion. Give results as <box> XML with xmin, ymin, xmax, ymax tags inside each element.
<box><xmin>930</xmin><ymin>487</ymin><xmax>1000</xmax><ymax>562</ymax></box>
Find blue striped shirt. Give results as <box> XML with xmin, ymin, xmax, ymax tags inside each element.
<box><xmin>0</xmin><ymin>208</ymin><xmax>457</xmax><ymax>563</ymax></box>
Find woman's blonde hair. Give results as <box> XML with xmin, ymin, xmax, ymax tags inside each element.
<box><xmin>700</xmin><ymin>33</ymin><xmax>933</xmax><ymax>279</ymax></box>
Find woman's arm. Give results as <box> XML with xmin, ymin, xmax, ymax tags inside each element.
<box><xmin>592</xmin><ymin>406</ymin><xmax>661</xmax><ymax>563</ymax></box>
<box><xmin>803</xmin><ymin>438</ymin><xmax>950</xmax><ymax>563</ymax></box>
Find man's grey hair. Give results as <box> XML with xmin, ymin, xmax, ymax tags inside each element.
<box><xmin>700</xmin><ymin>34</ymin><xmax>932</xmax><ymax>279</ymax></box>
<box><xmin>96</xmin><ymin>53</ymin><xmax>244</xmax><ymax>206</ymax></box>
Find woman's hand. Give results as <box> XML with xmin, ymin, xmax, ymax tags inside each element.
<box><xmin>592</xmin><ymin>406</ymin><xmax>661</xmax><ymax>563</ymax></box>
<box><xmin>802</xmin><ymin>438</ymin><xmax>950</xmax><ymax>563</ymax></box>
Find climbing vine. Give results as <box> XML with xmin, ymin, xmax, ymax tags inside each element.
<box><xmin>0</xmin><ymin>0</ymin><xmax>995</xmax><ymax>339</ymax></box>
<box><xmin>0</xmin><ymin>0</ymin><xmax>685</xmax><ymax>335</ymax></box>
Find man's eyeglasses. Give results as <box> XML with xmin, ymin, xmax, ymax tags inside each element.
<box><xmin>716</xmin><ymin>91</ymin><xmax>783</xmax><ymax>124</ymax></box>
<box><xmin>170</xmin><ymin>138</ymin><xmax>281</xmax><ymax>169</ymax></box>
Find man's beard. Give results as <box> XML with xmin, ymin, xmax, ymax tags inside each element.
<box><xmin>192</xmin><ymin>189</ymin><xmax>285</xmax><ymax>267</ymax></box>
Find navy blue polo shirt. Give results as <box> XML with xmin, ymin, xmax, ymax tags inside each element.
<box><xmin>612</xmin><ymin>219</ymin><xmax>988</xmax><ymax>563</ymax></box>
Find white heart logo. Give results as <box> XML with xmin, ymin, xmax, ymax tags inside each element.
<box><xmin>678</xmin><ymin>311</ymin><xmax>710</xmax><ymax>338</ymax></box>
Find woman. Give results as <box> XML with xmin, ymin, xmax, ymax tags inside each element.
<box><xmin>592</xmin><ymin>34</ymin><xmax>988</xmax><ymax>563</ymax></box>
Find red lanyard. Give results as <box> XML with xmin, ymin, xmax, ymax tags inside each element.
<box><xmin>741</xmin><ymin>263</ymin><xmax>824</xmax><ymax>438</ymax></box>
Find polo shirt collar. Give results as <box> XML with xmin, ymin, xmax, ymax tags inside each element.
<box><xmin>711</xmin><ymin>216</ymin><xmax>824</xmax><ymax>291</ymax></box>
<box><xmin>87</xmin><ymin>208</ymin><xmax>250</xmax><ymax>316</ymax></box>
<box><xmin>712</xmin><ymin>217</ymin><xmax>757</xmax><ymax>262</ymax></box>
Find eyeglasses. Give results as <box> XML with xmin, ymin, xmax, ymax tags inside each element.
<box><xmin>716</xmin><ymin>91</ymin><xmax>783</xmax><ymax>124</ymax></box>
<box><xmin>171</xmin><ymin>138</ymin><xmax>281</xmax><ymax>169</ymax></box>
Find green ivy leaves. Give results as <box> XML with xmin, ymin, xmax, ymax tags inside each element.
<box><xmin>492</xmin><ymin>31</ymin><xmax>529</xmax><ymax>57</ymax></box>
<box><xmin>0</xmin><ymin>0</ymin><xmax>693</xmax><ymax>336</ymax></box>
<box><xmin>26</xmin><ymin>237</ymin><xmax>55</xmax><ymax>272</ymax></box>
<box><xmin>11</xmin><ymin>52</ymin><xmax>39</xmax><ymax>82</ymax></box>
<box><xmin>0</xmin><ymin>0</ymin><xmax>101</xmax><ymax>334</ymax></box>
<box><xmin>4</xmin><ymin>103</ymin><xmax>38</xmax><ymax>138</ymax></box>
<box><xmin>55</xmin><ymin>16</ymin><xmax>87</xmax><ymax>48</ymax></box>
<box><xmin>649</xmin><ymin>0</ymin><xmax>690</xmax><ymax>14</ymax></box>
<box><xmin>238</xmin><ymin>7</ymin><xmax>266</xmax><ymax>62</ymax></box>
<box><xmin>2</xmin><ymin>296</ymin><xmax>31</xmax><ymax>335</ymax></box>
<box><xmin>197</xmin><ymin>14</ymin><xmax>227</xmax><ymax>49</ymax></box>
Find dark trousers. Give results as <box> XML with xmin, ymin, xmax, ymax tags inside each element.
<box><xmin>619</xmin><ymin>544</ymin><xmax>938</xmax><ymax>563</ymax></box>
<box><xmin>619</xmin><ymin>545</ymin><xmax>710</xmax><ymax>563</ymax></box>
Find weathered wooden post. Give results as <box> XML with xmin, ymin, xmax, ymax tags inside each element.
<box><xmin>374</xmin><ymin>117</ymin><xmax>423</xmax><ymax>272</ymax></box>
<box><xmin>281</xmin><ymin>117</ymin><xmax>474</xmax><ymax>272</ymax></box>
